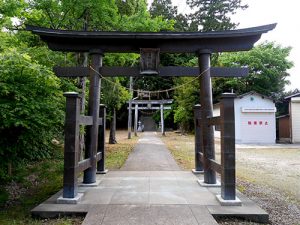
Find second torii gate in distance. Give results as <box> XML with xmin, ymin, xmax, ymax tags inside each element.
<box><xmin>128</xmin><ymin>99</ymin><xmax>173</xmax><ymax>136</ymax></box>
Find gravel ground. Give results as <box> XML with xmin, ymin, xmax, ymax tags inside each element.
<box><xmin>236</xmin><ymin>148</ymin><xmax>300</xmax><ymax>202</ymax></box>
<box><xmin>218</xmin><ymin>178</ymin><xmax>300</xmax><ymax>225</ymax></box>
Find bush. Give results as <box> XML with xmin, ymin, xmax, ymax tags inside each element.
<box><xmin>0</xmin><ymin>49</ymin><xmax>64</xmax><ymax>181</ymax></box>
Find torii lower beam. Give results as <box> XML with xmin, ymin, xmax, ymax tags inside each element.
<box><xmin>53</xmin><ymin>66</ymin><xmax>248</xmax><ymax>78</ymax></box>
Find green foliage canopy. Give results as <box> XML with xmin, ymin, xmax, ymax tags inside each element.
<box><xmin>0</xmin><ymin>48</ymin><xmax>64</xmax><ymax>179</ymax></box>
<box><xmin>214</xmin><ymin>42</ymin><xmax>293</xmax><ymax>99</ymax></box>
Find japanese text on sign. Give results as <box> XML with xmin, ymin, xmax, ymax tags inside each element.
<box><xmin>247</xmin><ymin>121</ymin><xmax>268</xmax><ymax>125</ymax></box>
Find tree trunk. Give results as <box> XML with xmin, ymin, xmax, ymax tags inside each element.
<box><xmin>78</xmin><ymin>53</ymin><xmax>88</xmax><ymax>160</ymax></box>
<box><xmin>109</xmin><ymin>108</ymin><xmax>117</xmax><ymax>144</ymax></box>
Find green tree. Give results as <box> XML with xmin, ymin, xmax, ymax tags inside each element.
<box><xmin>116</xmin><ymin>0</ymin><xmax>145</xmax><ymax>16</ymax></box>
<box><xmin>173</xmin><ymin>77</ymin><xmax>200</xmax><ymax>132</ymax></box>
<box><xmin>150</xmin><ymin>0</ymin><xmax>192</xmax><ymax>31</ymax></box>
<box><xmin>16</xmin><ymin>0</ymin><xmax>119</xmax><ymax>30</ymax></box>
<box><xmin>214</xmin><ymin>42</ymin><xmax>293</xmax><ymax>99</ymax></box>
<box><xmin>117</xmin><ymin>3</ymin><xmax>173</xmax><ymax>32</ymax></box>
<box><xmin>0</xmin><ymin>0</ymin><xmax>27</xmax><ymax>29</ymax></box>
<box><xmin>0</xmin><ymin>48</ymin><xmax>64</xmax><ymax>180</ymax></box>
<box><xmin>101</xmin><ymin>78</ymin><xmax>130</xmax><ymax>144</ymax></box>
<box><xmin>187</xmin><ymin>0</ymin><xmax>248</xmax><ymax>31</ymax></box>
<box><xmin>150</xmin><ymin>0</ymin><xmax>178</xmax><ymax>21</ymax></box>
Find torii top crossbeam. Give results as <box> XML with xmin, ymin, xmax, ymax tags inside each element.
<box><xmin>26</xmin><ymin>24</ymin><xmax>276</xmax><ymax>53</ymax></box>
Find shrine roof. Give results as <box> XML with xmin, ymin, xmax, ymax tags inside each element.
<box><xmin>26</xmin><ymin>24</ymin><xmax>276</xmax><ymax>53</ymax></box>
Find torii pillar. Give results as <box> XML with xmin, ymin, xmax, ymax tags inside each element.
<box><xmin>83</xmin><ymin>49</ymin><xmax>103</xmax><ymax>184</ymax></box>
<box><xmin>160</xmin><ymin>104</ymin><xmax>165</xmax><ymax>136</ymax></box>
<box><xmin>134</xmin><ymin>104</ymin><xmax>138</xmax><ymax>136</ymax></box>
<box><xmin>198</xmin><ymin>50</ymin><xmax>216</xmax><ymax>185</ymax></box>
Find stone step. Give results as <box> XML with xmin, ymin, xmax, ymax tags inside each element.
<box><xmin>82</xmin><ymin>205</ymin><xmax>218</xmax><ymax>225</ymax></box>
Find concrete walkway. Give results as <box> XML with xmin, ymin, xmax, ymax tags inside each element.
<box><xmin>121</xmin><ymin>132</ymin><xmax>180</xmax><ymax>171</ymax></box>
<box><xmin>31</xmin><ymin>132</ymin><xmax>269</xmax><ymax>225</ymax></box>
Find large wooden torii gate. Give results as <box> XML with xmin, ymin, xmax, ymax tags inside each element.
<box><xmin>26</xmin><ymin>23</ymin><xmax>276</xmax><ymax>204</ymax></box>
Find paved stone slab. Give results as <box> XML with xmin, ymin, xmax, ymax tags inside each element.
<box><xmin>31</xmin><ymin>203</ymin><xmax>90</xmax><ymax>218</ymax></box>
<box><xmin>83</xmin><ymin>205</ymin><xmax>217</xmax><ymax>225</ymax></box>
<box><xmin>82</xmin><ymin>205</ymin><xmax>107</xmax><ymax>225</ymax></box>
<box><xmin>110</xmin><ymin>191</ymin><xmax>149</xmax><ymax>205</ymax></box>
<box><xmin>100</xmin><ymin>205</ymin><xmax>152</xmax><ymax>225</ymax></box>
<box><xmin>119</xmin><ymin>179</ymin><xmax>149</xmax><ymax>192</ymax></box>
<box><xmin>149</xmin><ymin>205</ymin><xmax>199</xmax><ymax>225</ymax></box>
<box><xmin>148</xmin><ymin>171</ymin><xmax>176</xmax><ymax>178</ymax></box>
<box><xmin>150</xmin><ymin>179</ymin><xmax>180</xmax><ymax>192</ymax></box>
<box><xmin>149</xmin><ymin>192</ymin><xmax>187</xmax><ymax>204</ymax></box>
<box><xmin>81</xmin><ymin>190</ymin><xmax>115</xmax><ymax>205</ymax></box>
<box><xmin>207</xmin><ymin>202</ymin><xmax>269</xmax><ymax>223</ymax></box>
<box><xmin>190</xmin><ymin>205</ymin><xmax>219</xmax><ymax>225</ymax></box>
<box><xmin>183</xmin><ymin>190</ymin><xmax>219</xmax><ymax>205</ymax></box>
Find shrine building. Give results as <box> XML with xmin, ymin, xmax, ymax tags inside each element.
<box><xmin>213</xmin><ymin>91</ymin><xmax>276</xmax><ymax>144</ymax></box>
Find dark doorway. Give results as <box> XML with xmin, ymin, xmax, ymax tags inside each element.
<box><xmin>141</xmin><ymin>116</ymin><xmax>156</xmax><ymax>131</ymax></box>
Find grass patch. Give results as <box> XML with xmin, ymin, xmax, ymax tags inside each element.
<box><xmin>161</xmin><ymin>132</ymin><xmax>195</xmax><ymax>170</ymax></box>
<box><xmin>106</xmin><ymin>140</ymin><xmax>138</xmax><ymax>169</ymax></box>
<box><xmin>105</xmin><ymin>130</ymin><xmax>138</xmax><ymax>169</ymax></box>
<box><xmin>0</xmin><ymin>144</ymin><xmax>82</xmax><ymax>225</ymax></box>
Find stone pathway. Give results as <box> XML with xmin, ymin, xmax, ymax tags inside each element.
<box><xmin>121</xmin><ymin>132</ymin><xmax>180</xmax><ymax>171</ymax></box>
<box><xmin>31</xmin><ymin>132</ymin><xmax>268</xmax><ymax>225</ymax></box>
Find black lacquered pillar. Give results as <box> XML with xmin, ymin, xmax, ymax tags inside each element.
<box><xmin>83</xmin><ymin>50</ymin><xmax>103</xmax><ymax>184</ymax></box>
<box><xmin>193</xmin><ymin>104</ymin><xmax>203</xmax><ymax>173</ymax></box>
<box><xmin>160</xmin><ymin>104</ymin><xmax>165</xmax><ymax>136</ymax></box>
<box><xmin>198</xmin><ymin>50</ymin><xmax>217</xmax><ymax>184</ymax></box>
<box><xmin>220</xmin><ymin>93</ymin><xmax>236</xmax><ymax>200</ymax></box>
<box><xmin>62</xmin><ymin>92</ymin><xmax>80</xmax><ymax>198</ymax></box>
<box><xmin>97</xmin><ymin>104</ymin><xmax>107</xmax><ymax>173</ymax></box>
<box><xmin>134</xmin><ymin>104</ymin><xmax>138</xmax><ymax>136</ymax></box>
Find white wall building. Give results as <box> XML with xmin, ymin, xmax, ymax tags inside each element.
<box><xmin>213</xmin><ymin>91</ymin><xmax>276</xmax><ymax>144</ymax></box>
<box><xmin>281</xmin><ymin>93</ymin><xmax>300</xmax><ymax>143</ymax></box>
<box><xmin>290</xmin><ymin>97</ymin><xmax>300</xmax><ymax>143</ymax></box>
